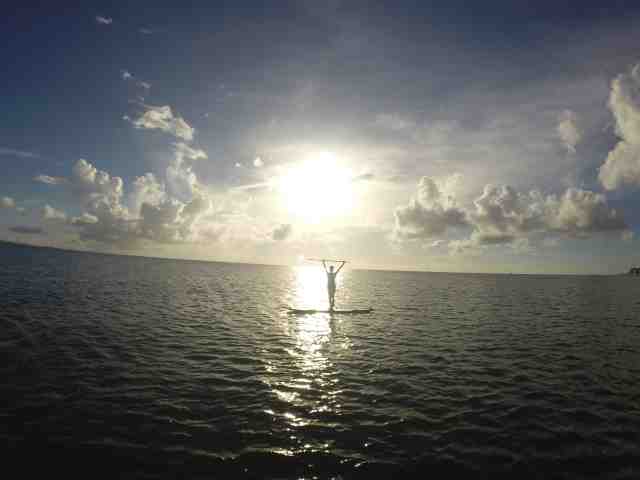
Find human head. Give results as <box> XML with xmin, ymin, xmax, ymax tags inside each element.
<box><xmin>329</xmin><ymin>265</ymin><xmax>334</xmax><ymax>272</ymax></box>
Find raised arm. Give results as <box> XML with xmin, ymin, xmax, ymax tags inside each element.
<box><xmin>336</xmin><ymin>261</ymin><xmax>346</xmax><ymax>274</ymax></box>
<box><xmin>322</xmin><ymin>260</ymin><xmax>328</xmax><ymax>273</ymax></box>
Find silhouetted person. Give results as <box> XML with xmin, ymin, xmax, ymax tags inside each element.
<box><xmin>322</xmin><ymin>260</ymin><xmax>346</xmax><ymax>310</ymax></box>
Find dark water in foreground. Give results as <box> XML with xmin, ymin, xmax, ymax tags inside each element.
<box><xmin>1</xmin><ymin>242</ymin><xmax>640</xmax><ymax>479</ymax></box>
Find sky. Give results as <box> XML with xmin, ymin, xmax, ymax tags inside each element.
<box><xmin>3</xmin><ymin>0</ymin><xmax>640</xmax><ymax>273</ymax></box>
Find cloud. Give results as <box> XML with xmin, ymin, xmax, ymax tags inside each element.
<box><xmin>0</xmin><ymin>147</ymin><xmax>40</xmax><ymax>159</ymax></box>
<box><xmin>131</xmin><ymin>105</ymin><xmax>194</xmax><ymax>141</ymax></box>
<box><xmin>71</xmin><ymin>158</ymin><xmax>124</xmax><ymax>205</ymax></box>
<box><xmin>205</xmin><ymin>213</ymin><xmax>274</xmax><ymax>246</ymax></box>
<box><xmin>548</xmin><ymin>188</ymin><xmax>626</xmax><ymax>234</ymax></box>
<box><xmin>447</xmin><ymin>184</ymin><xmax>627</xmax><ymax>253</ymax></box>
<box><xmin>469</xmin><ymin>185</ymin><xmax>543</xmax><ymax>244</ymax></box>
<box><xmin>34</xmin><ymin>174</ymin><xmax>67</xmax><ymax>185</ymax></box>
<box><xmin>139</xmin><ymin>28</ymin><xmax>153</xmax><ymax>35</ymax></box>
<box><xmin>40</xmin><ymin>153</ymin><xmax>220</xmax><ymax>247</ymax></box>
<box><xmin>394</xmin><ymin>175</ymin><xmax>468</xmax><ymax>239</ymax></box>
<box><xmin>137</xmin><ymin>199</ymin><xmax>182</xmax><ymax>242</ymax></box>
<box><xmin>272</xmin><ymin>223</ymin><xmax>292</xmax><ymax>241</ymax></box>
<box><xmin>395</xmin><ymin>174</ymin><xmax>627</xmax><ymax>251</ymax></box>
<box><xmin>599</xmin><ymin>64</ymin><xmax>640</xmax><ymax>190</ymax></box>
<box><xmin>10</xmin><ymin>226</ymin><xmax>44</xmax><ymax>235</ymax></box>
<box><xmin>468</xmin><ymin>184</ymin><xmax>626</xmax><ymax>245</ymax></box>
<box><xmin>34</xmin><ymin>97</ymin><xmax>375</xmax><ymax>253</ymax></box>
<box><xmin>95</xmin><ymin>16</ymin><xmax>113</xmax><ymax>25</ymax></box>
<box><xmin>42</xmin><ymin>205</ymin><xmax>67</xmax><ymax>221</ymax></box>
<box><xmin>138</xmin><ymin>194</ymin><xmax>212</xmax><ymax>244</ymax></box>
<box><xmin>167</xmin><ymin>143</ymin><xmax>207</xmax><ymax>201</ymax></box>
<box><xmin>128</xmin><ymin>173</ymin><xmax>166</xmax><ymax>215</ymax></box>
<box><xmin>38</xmin><ymin>159</ymin><xmax>133</xmax><ymax>245</ymax></box>
<box><xmin>352</xmin><ymin>172</ymin><xmax>375</xmax><ymax>182</ymax></box>
<box><xmin>70</xmin><ymin>213</ymin><xmax>98</xmax><ymax>226</ymax></box>
<box><xmin>1</xmin><ymin>196</ymin><xmax>16</xmax><ymax>209</ymax></box>
<box><xmin>138</xmin><ymin>81</ymin><xmax>151</xmax><ymax>89</ymax></box>
<box><xmin>557</xmin><ymin>110</ymin><xmax>582</xmax><ymax>153</ymax></box>
<box><xmin>37</xmin><ymin>97</ymin><xmax>222</xmax><ymax>248</ymax></box>
<box><xmin>121</xmin><ymin>70</ymin><xmax>133</xmax><ymax>80</ymax></box>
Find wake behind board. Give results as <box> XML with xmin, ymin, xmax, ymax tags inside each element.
<box><xmin>288</xmin><ymin>307</ymin><xmax>373</xmax><ymax>315</ymax></box>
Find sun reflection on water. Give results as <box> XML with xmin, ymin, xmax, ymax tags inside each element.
<box><xmin>261</xmin><ymin>266</ymin><xmax>349</xmax><ymax>454</ymax></box>
<box><xmin>288</xmin><ymin>267</ymin><xmax>335</xmax><ymax>378</ymax></box>
<box><xmin>292</xmin><ymin>265</ymin><xmax>328</xmax><ymax>310</ymax></box>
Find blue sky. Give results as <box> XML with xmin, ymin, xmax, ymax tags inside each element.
<box><xmin>3</xmin><ymin>1</ymin><xmax>640</xmax><ymax>273</ymax></box>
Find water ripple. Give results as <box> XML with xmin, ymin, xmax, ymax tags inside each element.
<box><xmin>1</xmin><ymin>244</ymin><xmax>640</xmax><ymax>478</ymax></box>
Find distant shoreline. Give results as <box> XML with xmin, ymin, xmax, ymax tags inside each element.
<box><xmin>0</xmin><ymin>239</ymin><xmax>626</xmax><ymax>276</ymax></box>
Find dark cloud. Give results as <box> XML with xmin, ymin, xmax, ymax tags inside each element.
<box><xmin>10</xmin><ymin>226</ymin><xmax>44</xmax><ymax>235</ymax></box>
<box><xmin>272</xmin><ymin>223</ymin><xmax>292</xmax><ymax>241</ymax></box>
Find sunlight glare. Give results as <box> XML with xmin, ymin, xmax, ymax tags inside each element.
<box><xmin>278</xmin><ymin>152</ymin><xmax>353</xmax><ymax>221</ymax></box>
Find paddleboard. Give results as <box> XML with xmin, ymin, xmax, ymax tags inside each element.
<box><xmin>287</xmin><ymin>308</ymin><xmax>373</xmax><ymax>315</ymax></box>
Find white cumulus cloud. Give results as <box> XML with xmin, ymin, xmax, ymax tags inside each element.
<box><xmin>167</xmin><ymin>143</ymin><xmax>207</xmax><ymax>201</ymax></box>
<box><xmin>42</xmin><ymin>205</ymin><xmax>67</xmax><ymax>221</ymax></box>
<box><xmin>39</xmin><ymin>153</ymin><xmax>220</xmax><ymax>247</ymax></box>
<box><xmin>394</xmin><ymin>175</ymin><xmax>468</xmax><ymax>239</ymax></box>
<box><xmin>468</xmin><ymin>185</ymin><xmax>626</xmax><ymax>245</ymax></box>
<box><xmin>128</xmin><ymin>173</ymin><xmax>166</xmax><ymax>216</ymax></box>
<box><xmin>131</xmin><ymin>105</ymin><xmax>195</xmax><ymax>141</ymax></box>
<box><xmin>394</xmin><ymin>174</ymin><xmax>627</xmax><ymax>250</ymax></box>
<box><xmin>71</xmin><ymin>158</ymin><xmax>124</xmax><ymax>205</ymax></box>
<box><xmin>71</xmin><ymin>213</ymin><xmax>99</xmax><ymax>226</ymax></box>
<box><xmin>557</xmin><ymin>110</ymin><xmax>582</xmax><ymax>153</ymax></box>
<box><xmin>599</xmin><ymin>64</ymin><xmax>640</xmax><ymax>190</ymax></box>
<box><xmin>34</xmin><ymin>174</ymin><xmax>67</xmax><ymax>185</ymax></box>
<box><xmin>96</xmin><ymin>16</ymin><xmax>113</xmax><ymax>25</ymax></box>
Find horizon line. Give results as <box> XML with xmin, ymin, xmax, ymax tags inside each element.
<box><xmin>0</xmin><ymin>239</ymin><xmax>628</xmax><ymax>277</ymax></box>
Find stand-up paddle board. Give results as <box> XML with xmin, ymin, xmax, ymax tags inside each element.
<box><xmin>287</xmin><ymin>308</ymin><xmax>373</xmax><ymax>315</ymax></box>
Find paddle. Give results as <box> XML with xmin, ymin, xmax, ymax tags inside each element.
<box><xmin>306</xmin><ymin>258</ymin><xmax>348</xmax><ymax>263</ymax></box>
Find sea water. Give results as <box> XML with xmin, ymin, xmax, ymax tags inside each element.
<box><xmin>1</xmin><ymin>242</ymin><xmax>639</xmax><ymax>478</ymax></box>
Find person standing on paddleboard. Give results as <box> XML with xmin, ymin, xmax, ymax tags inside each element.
<box><xmin>322</xmin><ymin>260</ymin><xmax>346</xmax><ymax>310</ymax></box>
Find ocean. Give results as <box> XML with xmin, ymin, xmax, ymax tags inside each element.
<box><xmin>1</xmin><ymin>241</ymin><xmax>639</xmax><ymax>479</ymax></box>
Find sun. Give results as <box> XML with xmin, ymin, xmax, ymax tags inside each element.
<box><xmin>278</xmin><ymin>152</ymin><xmax>353</xmax><ymax>221</ymax></box>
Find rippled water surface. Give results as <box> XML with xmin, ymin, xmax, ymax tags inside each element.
<box><xmin>2</xmin><ymin>242</ymin><xmax>640</xmax><ymax>479</ymax></box>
